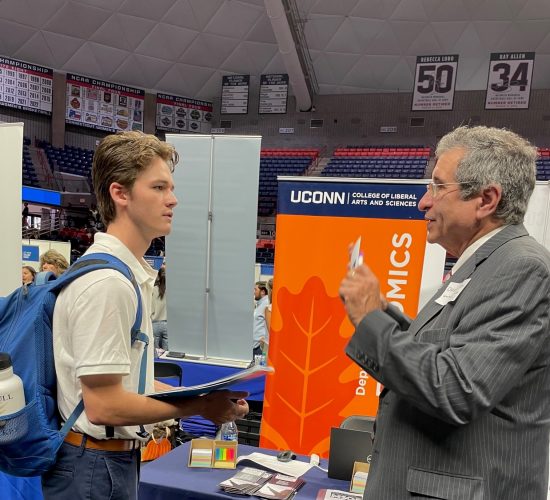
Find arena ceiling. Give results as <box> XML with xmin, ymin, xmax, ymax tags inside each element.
<box><xmin>0</xmin><ymin>0</ymin><xmax>550</xmax><ymax>101</ymax></box>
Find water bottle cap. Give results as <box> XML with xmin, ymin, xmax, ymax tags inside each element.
<box><xmin>0</xmin><ymin>353</ymin><xmax>13</xmax><ymax>370</ymax></box>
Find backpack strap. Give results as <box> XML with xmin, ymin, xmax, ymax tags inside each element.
<box><xmin>51</xmin><ymin>253</ymin><xmax>143</xmax><ymax>339</ymax></box>
<box><xmin>52</xmin><ymin>252</ymin><xmax>149</xmax><ymax>438</ymax></box>
<box><xmin>33</xmin><ymin>270</ymin><xmax>56</xmax><ymax>286</ymax></box>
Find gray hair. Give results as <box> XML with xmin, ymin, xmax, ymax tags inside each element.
<box><xmin>435</xmin><ymin>125</ymin><xmax>537</xmax><ymax>224</ymax></box>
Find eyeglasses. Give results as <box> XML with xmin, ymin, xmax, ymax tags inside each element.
<box><xmin>426</xmin><ymin>182</ymin><xmax>472</xmax><ymax>197</ymax></box>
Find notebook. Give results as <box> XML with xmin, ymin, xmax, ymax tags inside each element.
<box><xmin>327</xmin><ymin>427</ymin><xmax>373</xmax><ymax>481</ymax></box>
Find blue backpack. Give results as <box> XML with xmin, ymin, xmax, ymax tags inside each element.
<box><xmin>0</xmin><ymin>253</ymin><xmax>147</xmax><ymax>477</ymax></box>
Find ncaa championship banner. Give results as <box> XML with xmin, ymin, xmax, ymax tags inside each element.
<box><xmin>260</xmin><ymin>178</ymin><xmax>445</xmax><ymax>457</ymax></box>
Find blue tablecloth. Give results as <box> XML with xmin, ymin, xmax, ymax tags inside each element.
<box><xmin>139</xmin><ymin>442</ymin><xmax>349</xmax><ymax>500</ymax></box>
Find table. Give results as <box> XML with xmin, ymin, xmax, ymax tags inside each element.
<box><xmin>139</xmin><ymin>442</ymin><xmax>349</xmax><ymax>500</ymax></box>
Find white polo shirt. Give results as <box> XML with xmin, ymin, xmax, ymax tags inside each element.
<box><xmin>53</xmin><ymin>233</ymin><xmax>157</xmax><ymax>440</ymax></box>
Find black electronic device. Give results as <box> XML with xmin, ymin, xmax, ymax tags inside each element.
<box><xmin>328</xmin><ymin>427</ymin><xmax>373</xmax><ymax>480</ymax></box>
<box><xmin>165</xmin><ymin>351</ymin><xmax>186</xmax><ymax>359</ymax></box>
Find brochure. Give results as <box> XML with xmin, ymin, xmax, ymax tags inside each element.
<box><xmin>219</xmin><ymin>468</ymin><xmax>304</xmax><ymax>499</ymax></box>
<box><xmin>219</xmin><ymin>467</ymin><xmax>273</xmax><ymax>495</ymax></box>
<box><xmin>146</xmin><ymin>364</ymin><xmax>273</xmax><ymax>400</ymax></box>
<box><xmin>255</xmin><ymin>473</ymin><xmax>305</xmax><ymax>500</ymax></box>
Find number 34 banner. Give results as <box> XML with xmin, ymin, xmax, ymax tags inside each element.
<box><xmin>411</xmin><ymin>55</ymin><xmax>459</xmax><ymax>111</ymax></box>
<box><xmin>485</xmin><ymin>52</ymin><xmax>535</xmax><ymax>109</ymax></box>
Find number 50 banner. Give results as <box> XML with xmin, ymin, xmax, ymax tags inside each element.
<box><xmin>485</xmin><ymin>52</ymin><xmax>535</xmax><ymax>109</ymax></box>
<box><xmin>411</xmin><ymin>54</ymin><xmax>459</xmax><ymax>111</ymax></box>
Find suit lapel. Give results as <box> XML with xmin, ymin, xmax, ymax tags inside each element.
<box><xmin>410</xmin><ymin>224</ymin><xmax>528</xmax><ymax>336</ymax></box>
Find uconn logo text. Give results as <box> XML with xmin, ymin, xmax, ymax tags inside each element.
<box><xmin>290</xmin><ymin>190</ymin><xmax>345</xmax><ymax>205</ymax></box>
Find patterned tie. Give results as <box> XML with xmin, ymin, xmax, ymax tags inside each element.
<box><xmin>442</xmin><ymin>268</ymin><xmax>453</xmax><ymax>283</ymax></box>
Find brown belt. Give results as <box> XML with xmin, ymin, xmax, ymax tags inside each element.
<box><xmin>64</xmin><ymin>430</ymin><xmax>140</xmax><ymax>452</ymax></box>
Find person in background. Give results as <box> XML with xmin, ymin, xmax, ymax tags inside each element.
<box><xmin>253</xmin><ymin>281</ymin><xmax>269</xmax><ymax>358</ymax></box>
<box><xmin>22</xmin><ymin>202</ymin><xmax>29</xmax><ymax>227</ymax></box>
<box><xmin>151</xmin><ymin>264</ymin><xmax>168</xmax><ymax>354</ymax></box>
<box><xmin>42</xmin><ymin>131</ymin><xmax>248</xmax><ymax>500</ymax></box>
<box><xmin>58</xmin><ymin>207</ymin><xmax>67</xmax><ymax>228</ymax></box>
<box><xmin>264</xmin><ymin>277</ymin><xmax>274</xmax><ymax>332</ymax></box>
<box><xmin>22</xmin><ymin>265</ymin><xmax>36</xmax><ymax>285</ymax></box>
<box><xmin>88</xmin><ymin>204</ymin><xmax>100</xmax><ymax>225</ymax></box>
<box><xmin>339</xmin><ymin>125</ymin><xmax>550</xmax><ymax>499</ymax></box>
<box><xmin>39</xmin><ymin>249</ymin><xmax>69</xmax><ymax>277</ymax></box>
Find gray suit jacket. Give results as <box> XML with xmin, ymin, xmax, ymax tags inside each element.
<box><xmin>346</xmin><ymin>224</ymin><xmax>550</xmax><ymax>500</ymax></box>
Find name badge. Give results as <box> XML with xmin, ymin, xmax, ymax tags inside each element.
<box><xmin>435</xmin><ymin>279</ymin><xmax>471</xmax><ymax>306</ymax></box>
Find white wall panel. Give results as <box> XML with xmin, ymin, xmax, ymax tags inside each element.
<box><xmin>166</xmin><ymin>134</ymin><xmax>261</xmax><ymax>363</ymax></box>
<box><xmin>0</xmin><ymin>123</ymin><xmax>23</xmax><ymax>295</ymax></box>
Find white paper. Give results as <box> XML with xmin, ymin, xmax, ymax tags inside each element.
<box><xmin>435</xmin><ymin>279</ymin><xmax>471</xmax><ymax>306</ymax></box>
<box><xmin>350</xmin><ymin>237</ymin><xmax>363</xmax><ymax>269</ymax></box>
<box><xmin>236</xmin><ymin>452</ymin><xmax>313</xmax><ymax>477</ymax></box>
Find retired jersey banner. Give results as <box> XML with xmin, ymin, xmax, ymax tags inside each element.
<box><xmin>260</xmin><ymin>178</ymin><xmax>445</xmax><ymax>457</ymax></box>
<box><xmin>485</xmin><ymin>52</ymin><xmax>535</xmax><ymax>109</ymax></box>
<box><xmin>412</xmin><ymin>54</ymin><xmax>458</xmax><ymax>111</ymax></box>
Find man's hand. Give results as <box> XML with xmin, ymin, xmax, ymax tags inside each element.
<box><xmin>194</xmin><ymin>390</ymin><xmax>249</xmax><ymax>425</ymax></box>
<box><xmin>154</xmin><ymin>379</ymin><xmax>177</xmax><ymax>392</ymax></box>
<box><xmin>339</xmin><ymin>264</ymin><xmax>383</xmax><ymax>327</ymax></box>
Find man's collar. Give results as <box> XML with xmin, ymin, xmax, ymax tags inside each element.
<box><xmin>451</xmin><ymin>224</ymin><xmax>528</xmax><ymax>278</ymax></box>
<box><xmin>452</xmin><ymin>225</ymin><xmax>507</xmax><ymax>275</ymax></box>
<box><xmin>90</xmin><ymin>232</ymin><xmax>157</xmax><ymax>285</ymax></box>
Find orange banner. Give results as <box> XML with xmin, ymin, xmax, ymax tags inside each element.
<box><xmin>260</xmin><ymin>180</ymin><xmax>430</xmax><ymax>457</ymax></box>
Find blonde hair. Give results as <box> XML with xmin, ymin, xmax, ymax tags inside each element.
<box><xmin>40</xmin><ymin>249</ymin><xmax>69</xmax><ymax>274</ymax></box>
<box><xmin>92</xmin><ymin>131</ymin><xmax>179</xmax><ymax>226</ymax></box>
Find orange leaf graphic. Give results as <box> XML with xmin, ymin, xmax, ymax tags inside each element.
<box><xmin>260</xmin><ymin>276</ymin><xmax>372</xmax><ymax>456</ymax></box>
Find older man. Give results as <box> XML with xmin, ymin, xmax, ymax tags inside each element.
<box><xmin>340</xmin><ymin>126</ymin><xmax>550</xmax><ymax>500</ymax></box>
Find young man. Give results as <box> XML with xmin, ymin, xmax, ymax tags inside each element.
<box><xmin>42</xmin><ymin>132</ymin><xmax>249</xmax><ymax>499</ymax></box>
